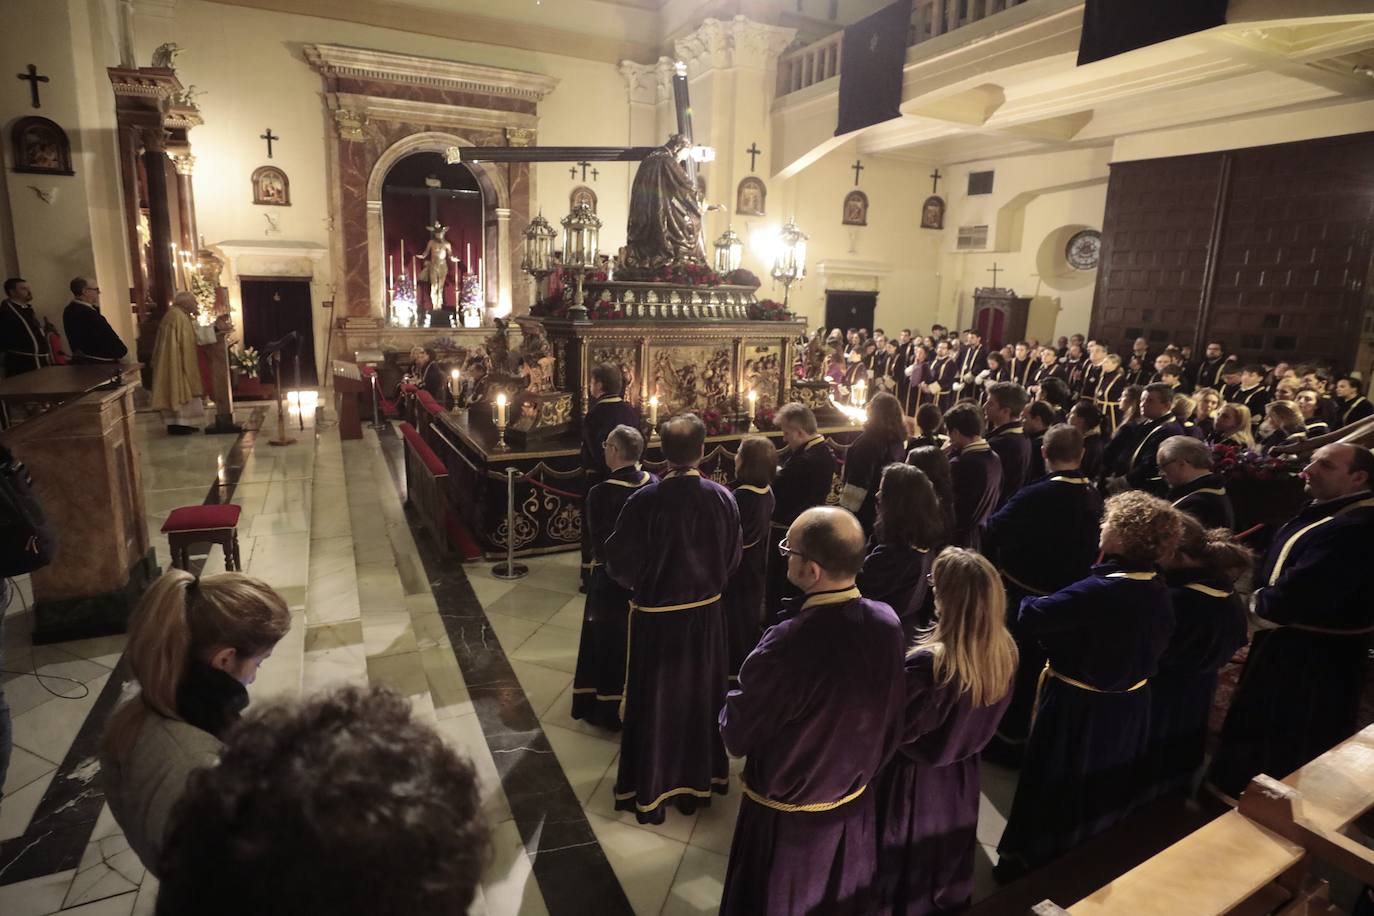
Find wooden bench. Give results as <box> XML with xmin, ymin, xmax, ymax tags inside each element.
<box><xmin>1038</xmin><ymin>725</ymin><xmax>1374</xmax><ymax>915</ymax></box>
<box><xmin>398</xmin><ymin>420</ymin><xmax>454</xmax><ymax>556</ymax></box>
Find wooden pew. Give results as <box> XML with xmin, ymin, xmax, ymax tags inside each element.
<box><xmin>398</xmin><ymin>420</ymin><xmax>452</xmax><ymax>555</ymax></box>
<box><xmin>1044</xmin><ymin>725</ymin><xmax>1374</xmax><ymax>915</ymax></box>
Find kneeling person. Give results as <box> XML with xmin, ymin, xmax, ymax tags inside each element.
<box><xmin>719</xmin><ymin>506</ymin><xmax>906</xmax><ymax>915</ymax></box>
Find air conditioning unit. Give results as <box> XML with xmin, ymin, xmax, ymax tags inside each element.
<box><xmin>956</xmin><ymin>225</ymin><xmax>989</xmax><ymax>250</ymax></box>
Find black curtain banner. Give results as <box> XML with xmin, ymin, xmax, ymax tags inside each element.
<box><xmin>1078</xmin><ymin>0</ymin><xmax>1227</xmax><ymax>66</ymax></box>
<box><xmin>835</xmin><ymin>0</ymin><xmax>914</xmax><ymax>136</ymax></box>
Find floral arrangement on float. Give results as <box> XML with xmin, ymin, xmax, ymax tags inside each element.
<box><xmin>1209</xmin><ymin>443</ymin><xmax>1298</xmax><ymax>482</ymax></box>
<box><xmin>230</xmin><ymin>346</ymin><xmax>261</xmax><ymax>379</ymax></box>
<box><xmin>753</xmin><ymin>405</ymin><xmax>778</xmax><ymax>431</ymax></box>
<box><xmin>747</xmin><ymin>298</ymin><xmax>792</xmax><ymax>321</ymax></box>
<box><xmin>189</xmin><ymin>272</ymin><xmax>218</xmax><ymax>325</ymax></box>
<box><xmin>699</xmin><ymin>408</ymin><xmax>733</xmax><ymax>437</ymax></box>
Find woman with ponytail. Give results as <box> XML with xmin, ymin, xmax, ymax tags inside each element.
<box><xmin>1149</xmin><ymin>514</ymin><xmax>1251</xmax><ymax>800</ymax></box>
<box><xmin>874</xmin><ymin>548</ymin><xmax>1017</xmax><ymax>915</ymax></box>
<box><xmin>101</xmin><ymin>568</ymin><xmax>291</xmax><ymax>875</ymax></box>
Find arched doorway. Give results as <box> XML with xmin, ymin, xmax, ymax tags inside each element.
<box><xmin>382</xmin><ymin>151</ymin><xmax>485</xmax><ymax>326</ymax></box>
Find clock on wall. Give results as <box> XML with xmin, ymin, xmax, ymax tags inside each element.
<box><xmin>1065</xmin><ymin>229</ymin><xmax>1102</xmax><ymax>270</ymax></box>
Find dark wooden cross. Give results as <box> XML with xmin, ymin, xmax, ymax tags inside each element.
<box><xmin>591</xmin><ymin>167</ymin><xmax>599</xmax><ymax>182</ymax></box>
<box><xmin>930</xmin><ymin>168</ymin><xmax>943</xmax><ymax>194</ymax></box>
<box><xmin>988</xmin><ymin>262</ymin><xmax>1003</xmax><ymax>287</ymax></box>
<box><xmin>851</xmin><ymin>159</ymin><xmax>865</xmax><ymax>186</ymax></box>
<box><xmin>746</xmin><ymin>142</ymin><xmax>761</xmax><ymax>172</ymax></box>
<box><xmin>569</xmin><ymin>165</ymin><xmax>578</xmax><ymax>179</ymax></box>
<box><xmin>17</xmin><ymin>64</ymin><xmax>48</xmax><ymax>109</ymax></box>
<box><xmin>260</xmin><ymin>128</ymin><xmax>279</xmax><ymax>158</ymax></box>
<box><xmin>577</xmin><ymin>161</ymin><xmax>591</xmax><ymax>181</ymax></box>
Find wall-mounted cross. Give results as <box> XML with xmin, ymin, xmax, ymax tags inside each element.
<box><xmin>930</xmin><ymin>168</ymin><xmax>942</xmax><ymax>194</ymax></box>
<box><xmin>569</xmin><ymin>165</ymin><xmax>578</xmax><ymax>179</ymax></box>
<box><xmin>577</xmin><ymin>161</ymin><xmax>591</xmax><ymax>181</ymax></box>
<box><xmin>260</xmin><ymin>127</ymin><xmax>279</xmax><ymax>158</ymax></box>
<box><xmin>17</xmin><ymin>64</ymin><xmax>48</xmax><ymax>109</ymax></box>
<box><xmin>746</xmin><ymin>142</ymin><xmax>761</xmax><ymax>172</ymax></box>
<box><xmin>988</xmin><ymin>262</ymin><xmax>1003</xmax><ymax>287</ymax></box>
<box><xmin>851</xmin><ymin>159</ymin><xmax>865</xmax><ymax>186</ymax></box>
<box><xmin>591</xmin><ymin>167</ymin><xmax>599</xmax><ymax>182</ymax></box>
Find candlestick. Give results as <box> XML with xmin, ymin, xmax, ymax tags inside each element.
<box><xmin>648</xmin><ymin>395</ymin><xmax>659</xmax><ymax>431</ymax></box>
<box><xmin>449</xmin><ymin>368</ymin><xmax>461</xmax><ymax>400</ymax></box>
<box><xmin>747</xmin><ymin>390</ymin><xmax>758</xmax><ymax>432</ymax></box>
<box><xmin>494</xmin><ymin>392</ymin><xmax>509</xmax><ymax>449</ymax></box>
<box><xmin>466</xmin><ymin>242</ymin><xmax>471</xmax><ymax>267</ymax></box>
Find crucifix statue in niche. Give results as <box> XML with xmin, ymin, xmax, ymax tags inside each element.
<box><xmin>419</xmin><ymin>222</ymin><xmax>455</xmax><ymax>311</ymax></box>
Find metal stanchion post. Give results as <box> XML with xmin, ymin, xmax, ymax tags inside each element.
<box><xmin>368</xmin><ymin>370</ymin><xmax>387</xmax><ymax>430</ymax></box>
<box><xmin>492</xmin><ymin>466</ymin><xmax>529</xmax><ymax>580</ymax></box>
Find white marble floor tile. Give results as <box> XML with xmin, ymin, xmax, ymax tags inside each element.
<box><xmin>131</xmin><ymin>874</ymin><xmax>158</xmax><ymax>916</ymax></box>
<box><xmin>411</xmin><ymin>611</ymin><xmax>451</xmax><ymax>651</ymax></box>
<box><xmin>62</xmin><ymin>805</ymin><xmax>145</xmax><ymax>909</ymax></box>
<box><xmin>246</xmin><ymin>609</ymin><xmax>305</xmax><ymax>702</ymax></box>
<box><xmin>521</xmin><ymin>565</ymin><xmax>583</xmax><ymax>597</ymax></box>
<box><xmin>10</xmin><ymin>673</ymin><xmax>110</xmax><ymax>764</ymax></box>
<box><xmin>3</xmin><ymin>671</ymin><xmax>94</xmax><ymax>719</ymax></box>
<box><xmin>420</xmin><ymin>645</ymin><xmax>474</xmax><ymax>719</ymax></box>
<box><xmin>467</xmin><ymin>574</ymin><xmax>517</xmax><ymax>609</ymax></box>
<box><xmin>584</xmin><ymin>769</ymin><xmax>698</xmax><ymax>845</ymax></box>
<box><xmin>508</xmin><ymin>660</ymin><xmax>573</xmax><ymax>720</ymax></box>
<box><xmin>484</xmin><ymin>612</ymin><xmax>541</xmax><ymax>654</ymax></box>
<box><xmin>3</xmin><ymin>744</ymin><xmax>56</xmax><ymax>796</ymax></box>
<box><xmin>486</xmin><ymin>586</ymin><xmax>572</xmax><ymax>625</ymax></box>
<box><xmin>542</xmin><ymin>724</ymin><xmax>619</xmax><ymax>805</ymax></box>
<box><xmin>248</xmin><ymin>509</ymin><xmax>311</xmax><ymax>538</ymax></box>
<box><xmin>244</xmin><ymin>532</ymin><xmax>310</xmax><ymax>589</ymax></box>
<box><xmin>0</xmin><ymin>869</ymin><xmax>77</xmax><ymax>916</ymax></box>
<box><xmin>0</xmin><ymin>769</ymin><xmax>56</xmax><ymax>841</ymax></box>
<box><xmin>435</xmin><ymin>714</ymin><xmax>513</xmax><ymax>825</ymax></box>
<box><xmin>686</xmin><ymin>774</ymin><xmax>743</xmax><ymax>857</ymax></box>
<box><xmin>366</xmin><ymin>651</ymin><xmax>433</xmax><ymax>710</ymax></box>
<box><xmin>47</xmin><ymin>634</ymin><xmax>126</xmax><ymax>669</ymax></box>
<box><xmin>586</xmin><ymin>812</ymin><xmax>687</xmax><ymax>916</ymax></box>
<box><xmin>539</xmin><ymin>683</ymin><xmax>621</xmax><ymax>741</ymax></box>
<box><xmin>661</xmin><ymin>844</ymin><xmax>729</xmax><ymax>916</ymax></box>
<box><xmin>479</xmin><ymin>819</ymin><xmax>550</xmax><ymax>916</ymax></box>
<box><xmin>46</xmin><ymin>889</ymin><xmax>137</xmax><ymax>915</ymax></box>
<box><xmin>361</xmin><ymin>609</ymin><xmax>418</xmax><ymax>658</ymax></box>
<box><xmin>507</xmin><ymin>625</ymin><xmax>579</xmax><ymax>675</ymax></box>
<box><xmin>545</xmin><ymin>595</ymin><xmax>585</xmax><ymax>632</ymax></box>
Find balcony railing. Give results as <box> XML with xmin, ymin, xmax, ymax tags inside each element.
<box><xmin>776</xmin><ymin>0</ymin><xmax>1031</xmax><ymax>97</ymax></box>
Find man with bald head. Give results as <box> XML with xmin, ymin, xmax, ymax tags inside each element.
<box><xmin>719</xmin><ymin>506</ymin><xmax>904</xmax><ymax>915</ymax></box>
<box><xmin>1209</xmin><ymin>443</ymin><xmax>1374</xmax><ymax>798</ymax></box>
<box><xmin>605</xmin><ymin>413</ymin><xmax>741</xmax><ymax>825</ymax></box>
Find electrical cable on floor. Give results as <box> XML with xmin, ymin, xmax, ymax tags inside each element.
<box><xmin>0</xmin><ymin>576</ymin><xmax>92</xmax><ymax>700</ymax></box>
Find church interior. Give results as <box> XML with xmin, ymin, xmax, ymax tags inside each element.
<box><xmin>3</xmin><ymin>0</ymin><xmax>1374</xmax><ymax>914</ymax></box>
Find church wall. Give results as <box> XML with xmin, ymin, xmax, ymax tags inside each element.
<box><xmin>1</xmin><ymin>0</ymin><xmax>135</xmax><ymax>353</ymax></box>
<box><xmin>1111</xmin><ymin>98</ymin><xmax>1374</xmax><ymax>164</ymax></box>
<box><xmin>144</xmin><ymin>0</ymin><xmax>631</xmax><ymax>365</ymax></box>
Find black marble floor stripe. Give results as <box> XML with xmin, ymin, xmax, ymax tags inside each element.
<box><xmin>0</xmin><ymin>409</ymin><xmax>267</xmax><ymax>886</ymax></box>
<box><xmin>377</xmin><ymin>430</ymin><xmax>635</xmax><ymax>916</ymax></box>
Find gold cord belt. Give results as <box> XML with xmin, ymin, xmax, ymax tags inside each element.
<box><xmin>739</xmin><ymin>776</ymin><xmax>867</xmax><ymax>813</ymax></box>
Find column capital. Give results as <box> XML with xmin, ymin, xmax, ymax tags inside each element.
<box><xmin>494</xmin><ymin>208</ymin><xmax>513</xmax><ymax>220</ymax></box>
<box><xmin>333</xmin><ymin>107</ymin><xmax>367</xmax><ymax>141</ymax></box>
<box><xmin>505</xmin><ymin>127</ymin><xmax>536</xmax><ymax>147</ymax></box>
<box><xmin>172</xmin><ymin>152</ymin><xmax>195</xmax><ymax>175</ymax></box>
<box><xmin>674</xmin><ymin>16</ymin><xmax>796</xmax><ymax>77</ymax></box>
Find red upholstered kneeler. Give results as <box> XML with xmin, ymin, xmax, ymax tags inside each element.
<box><xmin>162</xmin><ymin>504</ymin><xmax>243</xmax><ymax>572</ymax></box>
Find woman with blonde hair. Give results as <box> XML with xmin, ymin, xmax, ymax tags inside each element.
<box><xmin>874</xmin><ymin>548</ymin><xmax>1016</xmax><ymax>914</ymax></box>
<box><xmin>995</xmin><ymin>491</ymin><xmax>1180</xmax><ymax>878</ymax></box>
<box><xmin>1192</xmin><ymin>387</ymin><xmax>1222</xmax><ymax>439</ymax></box>
<box><xmin>101</xmin><ymin>569</ymin><xmax>291</xmax><ymax>874</ymax></box>
<box><xmin>1209</xmin><ymin>403</ymin><xmax>1255</xmax><ymax>450</ymax></box>
<box><xmin>1258</xmin><ymin>399</ymin><xmax>1307</xmax><ymax>453</ymax></box>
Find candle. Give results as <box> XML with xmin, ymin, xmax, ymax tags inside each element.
<box><xmin>449</xmin><ymin>368</ymin><xmax>461</xmax><ymax>399</ymax></box>
<box><xmin>747</xmin><ymin>390</ymin><xmax>757</xmax><ymax>413</ymax></box>
<box><xmin>400</xmin><ymin>239</ymin><xmax>405</xmax><ymax>278</ymax></box>
<box><xmin>496</xmin><ymin>392</ymin><xmax>508</xmax><ymax>426</ymax></box>
<box><xmin>649</xmin><ymin>395</ymin><xmax>659</xmax><ymax>428</ymax></box>
<box><xmin>466</xmin><ymin>242</ymin><xmax>471</xmax><ymax>267</ymax></box>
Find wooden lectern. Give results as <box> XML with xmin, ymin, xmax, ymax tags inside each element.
<box><xmin>204</xmin><ymin>319</ymin><xmax>242</xmax><ymax>434</ymax></box>
<box><xmin>0</xmin><ymin>371</ymin><xmax>156</xmax><ymax>642</ymax></box>
<box><xmin>972</xmin><ymin>287</ymin><xmax>1032</xmax><ymax>350</ymax></box>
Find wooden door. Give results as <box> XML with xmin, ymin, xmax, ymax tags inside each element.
<box><xmin>825</xmin><ymin>291</ymin><xmax>877</xmax><ymax>336</ymax></box>
<box><xmin>239</xmin><ymin>278</ymin><xmax>317</xmax><ymax>385</ymax></box>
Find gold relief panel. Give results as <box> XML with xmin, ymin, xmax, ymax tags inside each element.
<box><xmin>589</xmin><ymin>344</ymin><xmax>640</xmax><ymax>399</ymax></box>
<box><xmin>648</xmin><ymin>344</ymin><xmax>734</xmax><ymax>419</ymax></box>
<box><xmin>743</xmin><ymin>344</ymin><xmax>782</xmax><ymax>412</ymax></box>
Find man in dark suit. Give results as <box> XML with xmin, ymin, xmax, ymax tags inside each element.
<box><xmin>1158</xmin><ymin>435</ymin><xmax>1234</xmax><ymax>531</ymax></box>
<box><xmin>63</xmin><ymin>278</ymin><xmax>128</xmax><ymax>364</ymax></box>
<box><xmin>944</xmin><ymin>401</ymin><xmax>1002</xmax><ymax>550</ymax></box>
<box><xmin>1</xmin><ymin>277</ymin><xmax>52</xmax><ymax>376</ymax></box>
<box><xmin>579</xmin><ymin>363</ymin><xmax>642</xmax><ymax>590</ymax></box>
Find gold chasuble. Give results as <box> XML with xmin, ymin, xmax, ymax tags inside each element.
<box><xmin>150</xmin><ymin>305</ymin><xmax>203</xmax><ymax>412</ymax></box>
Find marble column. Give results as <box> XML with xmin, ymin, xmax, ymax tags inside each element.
<box><xmin>116</xmin><ymin>123</ymin><xmax>147</xmax><ymax>316</ymax></box>
<box><xmin>367</xmin><ymin>199</ymin><xmax>385</xmax><ymax>320</ymax></box>
<box><xmin>173</xmin><ymin>152</ymin><xmax>198</xmax><ymax>258</ymax></box>
<box><xmin>495</xmin><ymin>207</ymin><xmax>512</xmax><ymax>317</ymax></box>
<box><xmin>141</xmin><ymin>128</ymin><xmax>177</xmax><ymax>311</ymax></box>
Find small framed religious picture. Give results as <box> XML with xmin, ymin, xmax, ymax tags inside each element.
<box><xmin>736</xmin><ymin>176</ymin><xmax>766</xmax><ymax>216</ymax></box>
<box><xmin>920</xmin><ymin>195</ymin><xmax>945</xmax><ymax>230</ymax></box>
<box><xmin>570</xmin><ymin>185</ymin><xmax>597</xmax><ymax>213</ymax></box>
<box><xmin>11</xmin><ymin>117</ymin><xmax>74</xmax><ymax>176</ymax></box>
<box><xmin>842</xmin><ymin>190</ymin><xmax>868</xmax><ymax>226</ymax></box>
<box><xmin>251</xmin><ymin>165</ymin><xmax>290</xmax><ymax>206</ymax></box>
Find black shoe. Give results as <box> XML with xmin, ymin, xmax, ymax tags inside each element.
<box><xmin>166</xmin><ymin>424</ymin><xmax>197</xmax><ymax>435</ymax></box>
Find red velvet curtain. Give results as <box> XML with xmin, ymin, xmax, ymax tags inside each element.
<box><xmin>381</xmin><ymin>191</ymin><xmax>483</xmax><ymax>316</ymax></box>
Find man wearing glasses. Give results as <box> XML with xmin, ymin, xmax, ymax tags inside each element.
<box><xmin>63</xmin><ymin>277</ymin><xmax>128</xmax><ymax>364</ymax></box>
<box><xmin>719</xmin><ymin>505</ymin><xmax>905</xmax><ymax>915</ymax></box>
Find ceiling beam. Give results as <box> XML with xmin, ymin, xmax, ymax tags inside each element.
<box><xmin>1195</xmin><ymin>31</ymin><xmax>1374</xmax><ymax>97</ymax></box>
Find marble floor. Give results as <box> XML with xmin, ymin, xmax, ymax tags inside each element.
<box><xmin>0</xmin><ymin>400</ymin><xmax>1016</xmax><ymax>915</ymax></box>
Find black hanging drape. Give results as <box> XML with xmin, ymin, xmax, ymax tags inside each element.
<box><xmin>1078</xmin><ymin>0</ymin><xmax>1227</xmax><ymax>66</ymax></box>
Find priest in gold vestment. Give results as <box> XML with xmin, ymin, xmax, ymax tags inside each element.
<box><xmin>151</xmin><ymin>291</ymin><xmax>204</xmax><ymax>435</ymax></box>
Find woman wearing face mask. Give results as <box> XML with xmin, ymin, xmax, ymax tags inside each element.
<box><xmin>101</xmin><ymin>569</ymin><xmax>292</xmax><ymax>875</ymax></box>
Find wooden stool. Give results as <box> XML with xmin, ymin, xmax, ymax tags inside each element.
<box><xmin>162</xmin><ymin>504</ymin><xmax>243</xmax><ymax>572</ymax></box>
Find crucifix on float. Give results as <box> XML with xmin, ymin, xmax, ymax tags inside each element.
<box><xmin>260</xmin><ymin>127</ymin><xmax>279</xmax><ymax>158</ymax></box>
<box><xmin>17</xmin><ymin>64</ymin><xmax>48</xmax><ymax>109</ymax></box>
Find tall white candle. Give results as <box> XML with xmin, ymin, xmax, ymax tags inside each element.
<box><xmin>449</xmin><ymin>368</ymin><xmax>461</xmax><ymax>398</ymax></box>
<box><xmin>649</xmin><ymin>395</ymin><xmax>659</xmax><ymax>428</ymax></box>
<box><xmin>496</xmin><ymin>392</ymin><xmax>508</xmax><ymax>426</ymax></box>
<box><xmin>748</xmin><ymin>390</ymin><xmax>758</xmax><ymax>414</ymax></box>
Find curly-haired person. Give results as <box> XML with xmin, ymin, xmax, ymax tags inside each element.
<box><xmin>994</xmin><ymin>491</ymin><xmax>1181</xmax><ymax>879</ymax></box>
<box><xmin>155</xmin><ymin>685</ymin><xmax>489</xmax><ymax>916</ymax></box>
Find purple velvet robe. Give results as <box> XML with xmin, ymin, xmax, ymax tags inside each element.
<box><xmin>719</xmin><ymin>588</ymin><xmax>906</xmax><ymax>915</ymax></box>
<box><xmin>605</xmin><ymin>468</ymin><xmax>742</xmax><ymax>824</ymax></box>
<box><xmin>875</xmin><ymin>649</ymin><xmax>1013</xmax><ymax>915</ymax></box>
<box><xmin>765</xmin><ymin>435</ymin><xmax>837</xmax><ymax>621</ymax></box>
<box><xmin>725</xmin><ymin>483</ymin><xmax>776</xmax><ymax>679</ymax></box>
<box><xmin>995</xmin><ymin>562</ymin><xmax>1174</xmax><ymax>875</ymax></box>
<box><xmin>857</xmin><ymin>542</ymin><xmax>935</xmax><ymax>641</ymax></box>
<box><xmin>986</xmin><ymin>422</ymin><xmax>1032</xmax><ymax>508</ymax></box>
<box><xmin>948</xmin><ymin>443</ymin><xmax>1002</xmax><ymax>551</ymax></box>
<box><xmin>571</xmin><ymin>465</ymin><xmax>656</xmax><ymax>730</ymax></box>
<box><xmin>579</xmin><ymin>396</ymin><xmax>643</xmax><ymax>584</ymax></box>
<box><xmin>843</xmin><ymin>430</ymin><xmax>907</xmax><ymax>534</ymax></box>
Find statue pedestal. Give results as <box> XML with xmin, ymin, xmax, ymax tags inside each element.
<box><xmin>790</xmin><ymin>379</ymin><xmax>845</xmax><ymax>425</ymax></box>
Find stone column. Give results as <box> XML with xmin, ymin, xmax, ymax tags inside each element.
<box><xmin>116</xmin><ymin>123</ymin><xmax>147</xmax><ymax>316</ymax></box>
<box><xmin>367</xmin><ymin>199</ymin><xmax>385</xmax><ymax>320</ymax></box>
<box><xmin>141</xmin><ymin>128</ymin><xmax>177</xmax><ymax>311</ymax></box>
<box><xmin>495</xmin><ymin>207</ymin><xmax>512</xmax><ymax>317</ymax></box>
<box><xmin>172</xmin><ymin>152</ymin><xmax>198</xmax><ymax>258</ymax></box>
